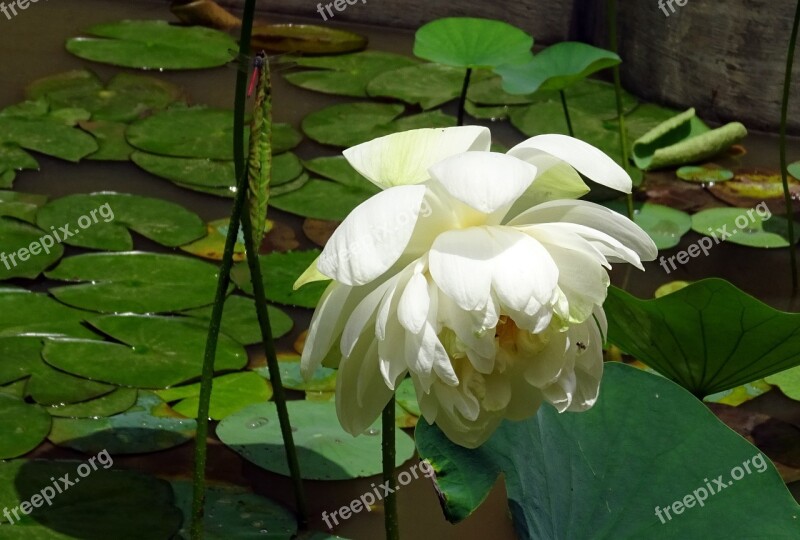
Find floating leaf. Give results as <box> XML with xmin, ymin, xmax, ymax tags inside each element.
<box><xmin>127</xmin><ymin>107</ymin><xmax>301</xmax><ymax>159</ymax></box>
<box><xmin>0</xmin><ymin>116</ymin><xmax>98</xmax><ymax>162</ymax></box>
<box><xmin>252</xmin><ymin>23</ymin><xmax>367</xmax><ymax>54</ymax></box>
<box><xmin>270</xmin><ymin>179</ymin><xmax>375</xmax><ymax>221</ymax></box>
<box><xmin>80</xmin><ymin>120</ymin><xmax>134</xmax><ymax>160</ymax></box>
<box><xmin>0</xmin><ymin>394</ymin><xmax>51</xmax><ymax>459</ymax></box>
<box><xmin>603</xmin><ymin>201</ymin><xmax>691</xmax><ymax>250</ymax></box>
<box><xmin>48</xmin><ymin>388</ymin><xmax>138</xmax><ymax>418</ymax></box>
<box><xmin>302</xmin><ymin>156</ymin><xmax>378</xmax><ymax>192</ymax></box>
<box><xmin>704</xmin><ymin>380</ymin><xmax>772</xmax><ymax>407</ymax></box>
<box><xmin>256</xmin><ymin>354</ymin><xmax>337</xmax><ymax>392</ymax></box>
<box><xmin>179</xmin><ymin>218</ymin><xmax>249</xmax><ymax>262</ymax></box>
<box><xmin>232</xmin><ymin>250</ymin><xmax>328</xmax><ymax>308</ymax></box>
<box><xmin>367</xmin><ymin>63</ymin><xmax>470</xmax><ymax>109</ymax></box>
<box><xmin>691</xmin><ymin>207</ymin><xmax>795</xmax><ymax>248</ymax></box>
<box><xmin>47</xmin><ymin>252</ymin><xmax>223</xmax><ymax>314</ymax></box>
<box><xmin>43</xmin><ymin>315</ymin><xmax>247</xmax><ymax>388</ymax></box>
<box><xmin>415</xmin><ymin>363</ymin><xmax>800</xmax><ymax>537</ymax></box>
<box><xmin>0</xmin><ymin>289</ymin><xmax>96</xmax><ymax>338</ymax></box>
<box><xmin>0</xmin><ymin>144</ymin><xmax>38</xmax><ymax>188</ymax></box>
<box><xmin>605</xmin><ymin>279</ymin><xmax>800</xmax><ymax>397</ymax></box>
<box><xmin>217</xmin><ymin>400</ymin><xmax>415</xmax><ymax>480</ymax></box>
<box><xmin>0</xmin><ymin>217</ymin><xmax>64</xmax><ymax>280</ymax></box>
<box><xmin>155</xmin><ymin>372</ymin><xmax>272</xmax><ymax>420</ymax></box>
<box><xmin>707</xmin><ymin>168</ymin><xmax>800</xmax><ymax>213</ymax></box>
<box><xmin>182</xmin><ymin>295</ymin><xmax>294</xmax><ymax>346</ymax></box>
<box><xmin>284</xmin><ymin>51</ymin><xmax>418</xmax><ymax>98</ymax></box>
<box><xmin>66</xmin><ymin>20</ymin><xmax>237</xmax><ymax>69</ymax></box>
<box><xmin>48</xmin><ymin>391</ymin><xmax>196</xmax><ymax>454</ymax></box>
<box><xmin>766</xmin><ymin>367</ymin><xmax>800</xmax><ymax>401</ymax></box>
<box><xmin>413</xmin><ymin>17</ymin><xmax>533</xmax><ymax>68</ymax></box>
<box><xmin>36</xmin><ymin>192</ymin><xmax>205</xmax><ymax>251</ymax></box>
<box><xmin>676</xmin><ymin>164</ymin><xmax>734</xmax><ymax>183</ymax></box>
<box><xmin>396</xmin><ymin>378</ymin><xmax>421</xmax><ymax>417</ymax></box>
<box><xmin>467</xmin><ymin>75</ymin><xmax>539</xmax><ymax>105</ymax></box>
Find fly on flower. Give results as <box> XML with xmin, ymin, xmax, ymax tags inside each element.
<box><xmin>296</xmin><ymin>127</ymin><xmax>658</xmax><ymax>449</ymax></box>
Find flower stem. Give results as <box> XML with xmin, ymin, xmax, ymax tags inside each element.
<box><xmin>240</xmin><ymin>211</ymin><xmax>308</xmax><ymax>528</ymax></box>
<box><xmin>780</xmin><ymin>0</ymin><xmax>800</xmax><ymax>293</ymax></box>
<box><xmin>457</xmin><ymin>67</ymin><xmax>473</xmax><ymax>127</ymax></box>
<box><xmin>559</xmin><ymin>90</ymin><xmax>574</xmax><ymax>137</ymax></box>
<box><xmin>607</xmin><ymin>0</ymin><xmax>635</xmax><ymax>220</ymax></box>
<box><xmin>382</xmin><ymin>396</ymin><xmax>398</xmax><ymax>540</ymax></box>
<box><xmin>190</xmin><ymin>1</ymin><xmax>257</xmax><ymax>538</ymax></box>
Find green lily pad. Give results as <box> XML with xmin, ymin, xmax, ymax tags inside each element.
<box><xmin>155</xmin><ymin>372</ymin><xmax>272</xmax><ymax>420</ymax></box>
<box><xmin>0</xmin><ymin>116</ymin><xmax>98</xmax><ymax>162</ymax></box>
<box><xmin>0</xmin><ymin>218</ymin><xmax>65</xmax><ymax>280</ymax></box>
<box><xmin>0</xmin><ymin>191</ymin><xmax>47</xmax><ymax>224</ymax></box>
<box><xmin>48</xmin><ymin>391</ymin><xmax>196</xmax><ymax>454</ymax></box>
<box><xmin>0</xmin><ymin>289</ymin><xmax>96</xmax><ymax>339</ymax></box>
<box><xmin>465</xmin><ymin>101</ymin><xmax>516</xmax><ymax>121</ymax></box>
<box><xmin>0</xmin><ymin>460</ymin><xmax>182</xmax><ymax>537</ymax></box>
<box><xmin>367</xmin><ymin>63</ymin><xmax>471</xmax><ymax>109</ymax></box>
<box><xmin>182</xmin><ymin>295</ymin><xmax>293</xmax><ymax>346</ymax></box>
<box><xmin>46</xmin><ymin>252</ymin><xmax>223</xmax><ymax>314</ymax></box>
<box><xmin>413</xmin><ymin>17</ymin><xmax>533</xmax><ymax>68</ymax></box>
<box><xmin>302</xmin><ymin>156</ymin><xmax>379</xmax><ymax>192</ymax></box>
<box><xmin>48</xmin><ymin>388</ymin><xmax>139</xmax><ymax>418</ymax></box>
<box><xmin>0</xmin><ymin>394</ymin><xmax>51</xmax><ymax>459</ymax></box>
<box><xmin>79</xmin><ymin>120</ymin><xmax>134</xmax><ymax>160</ymax></box>
<box><xmin>496</xmin><ymin>42</ymin><xmax>621</xmax><ymax>94</ymax></box>
<box><xmin>270</xmin><ymin>179</ymin><xmax>375</xmax><ymax>221</ymax></box>
<box><xmin>35</xmin><ymin>192</ymin><xmax>205</xmax><ymax>251</ymax></box>
<box><xmin>676</xmin><ymin>164</ymin><xmax>734</xmax><ymax>183</ymax></box>
<box><xmin>0</xmin><ymin>336</ymin><xmax>114</xmax><ymax>406</ymax></box>
<box><xmin>605</xmin><ymin>279</ymin><xmax>800</xmax><ymax>397</ymax></box>
<box><xmin>43</xmin><ymin>315</ymin><xmax>247</xmax><ymax>388</ymax></box>
<box><xmin>603</xmin><ymin>201</ymin><xmax>691</xmax><ymax>250</ymax></box>
<box><xmin>255</xmin><ymin>354</ymin><xmax>337</xmax><ymax>392</ymax></box>
<box><xmin>66</xmin><ymin>20</ymin><xmax>237</xmax><ymax>70</ymax></box>
<box><xmin>691</xmin><ymin>207</ymin><xmax>795</xmax><ymax>248</ymax></box>
<box><xmin>232</xmin><ymin>250</ymin><xmax>328</xmax><ymax>309</ymax></box>
<box><xmin>172</xmin><ymin>481</ymin><xmax>298</xmax><ymax>539</ymax></box>
<box><xmin>0</xmin><ymin>144</ymin><xmax>38</xmax><ymax>188</ymax></box>
<box><xmin>217</xmin><ymin>400</ymin><xmax>416</xmax><ymax>480</ymax></box>
<box><xmin>766</xmin><ymin>366</ymin><xmax>800</xmax><ymax>401</ymax></box>
<box><xmin>27</xmin><ymin>70</ymin><xmax>184</xmax><ymax>123</ymax></box>
<box><xmin>283</xmin><ymin>51</ymin><xmax>418</xmax><ymax>98</ymax></box>
<box><xmin>396</xmin><ymin>378</ymin><xmax>421</xmax><ymax>417</ymax></box>
<box><xmin>466</xmin><ymin>75</ymin><xmax>539</xmax><ymax>106</ymax></box>
<box><xmin>126</xmin><ymin>107</ymin><xmax>301</xmax><ymax>160</ymax></box>
<box><xmin>415</xmin><ymin>363</ymin><xmax>800</xmax><ymax>537</ymax></box>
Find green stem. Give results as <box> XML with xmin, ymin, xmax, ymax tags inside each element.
<box><xmin>457</xmin><ymin>67</ymin><xmax>473</xmax><ymax>127</ymax></box>
<box><xmin>607</xmin><ymin>0</ymin><xmax>635</xmax><ymax>220</ymax></box>
<box><xmin>190</xmin><ymin>1</ymin><xmax>257</xmax><ymax>538</ymax></box>
<box><xmin>239</xmin><ymin>210</ymin><xmax>308</xmax><ymax>528</ymax></box>
<box><xmin>780</xmin><ymin>0</ymin><xmax>800</xmax><ymax>293</ymax></box>
<box><xmin>382</xmin><ymin>396</ymin><xmax>398</xmax><ymax>540</ymax></box>
<box><xmin>559</xmin><ymin>90</ymin><xmax>574</xmax><ymax>137</ymax></box>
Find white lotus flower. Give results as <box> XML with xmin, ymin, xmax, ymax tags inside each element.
<box><xmin>298</xmin><ymin>126</ymin><xmax>657</xmax><ymax>448</ymax></box>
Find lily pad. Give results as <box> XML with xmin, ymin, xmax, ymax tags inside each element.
<box><xmin>36</xmin><ymin>192</ymin><xmax>204</xmax><ymax>251</ymax></box>
<box><xmin>43</xmin><ymin>314</ymin><xmax>247</xmax><ymax>388</ymax></box>
<box><xmin>0</xmin><ymin>144</ymin><xmax>38</xmax><ymax>188</ymax></box>
<box><xmin>255</xmin><ymin>354</ymin><xmax>337</xmax><ymax>392</ymax></box>
<box><xmin>270</xmin><ymin>179</ymin><xmax>375</xmax><ymax>221</ymax></box>
<box><xmin>302</xmin><ymin>156</ymin><xmax>378</xmax><ymax>192</ymax></box>
<box><xmin>496</xmin><ymin>42</ymin><xmax>621</xmax><ymax>94</ymax></box>
<box><xmin>48</xmin><ymin>391</ymin><xmax>196</xmax><ymax>455</ymax></box>
<box><xmin>155</xmin><ymin>372</ymin><xmax>272</xmax><ymax>420</ymax></box>
<box><xmin>704</xmin><ymin>380</ymin><xmax>772</xmax><ymax>407</ymax></box>
<box><xmin>48</xmin><ymin>388</ymin><xmax>139</xmax><ymax>418</ymax></box>
<box><xmin>413</xmin><ymin>17</ymin><xmax>534</xmax><ymax>68</ymax></box>
<box><xmin>766</xmin><ymin>367</ymin><xmax>800</xmax><ymax>401</ymax></box>
<box><xmin>172</xmin><ymin>481</ymin><xmax>298</xmax><ymax>539</ymax></box>
<box><xmin>414</xmin><ymin>363</ymin><xmax>800</xmax><ymax>537</ymax></box>
<box><xmin>676</xmin><ymin>164</ymin><xmax>734</xmax><ymax>183</ymax></box>
<box><xmin>0</xmin><ymin>191</ymin><xmax>47</xmax><ymax>224</ymax></box>
<box><xmin>182</xmin><ymin>295</ymin><xmax>293</xmax><ymax>346</ymax></box>
<box><xmin>707</xmin><ymin>168</ymin><xmax>800</xmax><ymax>213</ymax></box>
<box><xmin>367</xmin><ymin>63</ymin><xmax>471</xmax><ymax>109</ymax></box>
<box><xmin>605</xmin><ymin>279</ymin><xmax>800</xmax><ymax>397</ymax></box>
<box><xmin>0</xmin><ymin>116</ymin><xmax>98</xmax><ymax>162</ymax></box>
<box><xmin>0</xmin><ymin>289</ymin><xmax>96</xmax><ymax>339</ymax></box>
<box><xmin>396</xmin><ymin>378</ymin><xmax>421</xmax><ymax>417</ymax></box>
<box><xmin>467</xmin><ymin>75</ymin><xmax>539</xmax><ymax>106</ymax></box>
<box><xmin>66</xmin><ymin>20</ymin><xmax>237</xmax><ymax>70</ymax></box>
<box><xmin>284</xmin><ymin>51</ymin><xmax>418</xmax><ymax>98</ymax></box>
<box><xmin>217</xmin><ymin>400</ymin><xmax>416</xmax><ymax>480</ymax></box>
<box><xmin>0</xmin><ymin>460</ymin><xmax>182</xmax><ymax>538</ymax></box>
<box><xmin>0</xmin><ymin>394</ymin><xmax>51</xmax><ymax>459</ymax></box>
<box><xmin>603</xmin><ymin>201</ymin><xmax>691</xmax><ymax>250</ymax></box>
<box><xmin>0</xmin><ymin>218</ymin><xmax>65</xmax><ymax>280</ymax></box>
<box><xmin>252</xmin><ymin>23</ymin><xmax>367</xmax><ymax>54</ymax></box>
<box><xmin>80</xmin><ymin>120</ymin><xmax>134</xmax><ymax>160</ymax></box>
<box><xmin>691</xmin><ymin>207</ymin><xmax>795</xmax><ymax>248</ymax></box>
<box><xmin>127</xmin><ymin>107</ymin><xmax>301</xmax><ymax>160</ymax></box>
<box><xmin>179</xmin><ymin>218</ymin><xmax>249</xmax><ymax>262</ymax></box>
<box><xmin>46</xmin><ymin>252</ymin><xmax>223</xmax><ymax>314</ymax></box>
<box><xmin>232</xmin><ymin>250</ymin><xmax>328</xmax><ymax>309</ymax></box>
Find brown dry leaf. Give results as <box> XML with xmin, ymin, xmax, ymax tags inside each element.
<box><xmin>643</xmin><ymin>171</ymin><xmax>723</xmax><ymax>212</ymax></box>
<box><xmin>293</xmin><ymin>330</ymin><xmax>308</xmax><ymax>355</ymax></box>
<box><xmin>264</xmin><ymin>220</ymin><xmax>299</xmax><ymax>252</ymax></box>
<box><xmin>303</xmin><ymin>218</ymin><xmax>339</xmax><ymax>247</ymax></box>
<box><xmin>708</xmin><ymin>168</ymin><xmax>800</xmax><ymax>214</ymax></box>
<box><xmin>170</xmin><ymin>0</ymin><xmax>241</xmax><ymax>30</ymax></box>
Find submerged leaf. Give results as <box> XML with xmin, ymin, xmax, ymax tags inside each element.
<box><xmin>252</xmin><ymin>23</ymin><xmax>367</xmax><ymax>54</ymax></box>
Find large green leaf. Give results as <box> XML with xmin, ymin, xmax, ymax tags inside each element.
<box><xmin>46</xmin><ymin>252</ymin><xmax>222</xmax><ymax>314</ymax></box>
<box><xmin>0</xmin><ymin>218</ymin><xmax>64</xmax><ymax>280</ymax></box>
<box><xmin>415</xmin><ymin>363</ymin><xmax>800</xmax><ymax>538</ymax></box>
<box><xmin>496</xmin><ymin>42</ymin><xmax>620</xmax><ymax>94</ymax></box>
<box><xmin>605</xmin><ymin>279</ymin><xmax>800</xmax><ymax>397</ymax></box>
<box><xmin>0</xmin><ymin>289</ymin><xmax>96</xmax><ymax>338</ymax></box>
<box><xmin>413</xmin><ymin>17</ymin><xmax>533</xmax><ymax>68</ymax></box>
<box><xmin>42</xmin><ymin>315</ymin><xmax>247</xmax><ymax>388</ymax></box>
<box><xmin>217</xmin><ymin>400</ymin><xmax>415</xmax><ymax>480</ymax></box>
<box><xmin>182</xmin><ymin>295</ymin><xmax>293</xmax><ymax>346</ymax></box>
<box><xmin>35</xmin><ymin>192</ymin><xmax>205</xmax><ymax>251</ymax></box>
<box><xmin>0</xmin><ymin>460</ymin><xmax>182</xmax><ymax>537</ymax></box>
<box><xmin>155</xmin><ymin>372</ymin><xmax>272</xmax><ymax>420</ymax></box>
<box><xmin>0</xmin><ymin>116</ymin><xmax>98</xmax><ymax>162</ymax></box>
<box><xmin>232</xmin><ymin>250</ymin><xmax>327</xmax><ymax>308</ymax></box>
<box><xmin>0</xmin><ymin>394</ymin><xmax>51</xmax><ymax>459</ymax></box>
<box><xmin>367</xmin><ymin>63</ymin><xmax>471</xmax><ymax>109</ymax></box>
<box><xmin>283</xmin><ymin>51</ymin><xmax>418</xmax><ymax>97</ymax></box>
<box><xmin>66</xmin><ymin>20</ymin><xmax>237</xmax><ymax>70</ymax></box>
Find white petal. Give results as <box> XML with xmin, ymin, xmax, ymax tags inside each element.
<box><xmin>502</xmin><ymin>157</ymin><xmax>589</xmax><ymax>222</ymax></box>
<box><xmin>429</xmin><ymin>152</ymin><xmax>537</xmax><ymax>216</ymax></box>
<box><xmin>397</xmin><ymin>272</ymin><xmax>430</xmax><ymax>334</ymax></box>
<box><xmin>300</xmin><ymin>282</ymin><xmax>354</xmax><ymax>378</ymax></box>
<box><xmin>343</xmin><ymin>126</ymin><xmax>491</xmax><ymax>189</ymax></box>
<box><xmin>429</xmin><ymin>227</ymin><xmax>494</xmax><ymax>311</ymax></box>
<box><xmin>509</xmin><ymin>134</ymin><xmax>632</xmax><ymax>193</ymax></box>
<box><xmin>336</xmin><ymin>339</ymin><xmax>394</xmax><ymax>435</ymax></box>
<box><xmin>318</xmin><ymin>185</ymin><xmax>427</xmax><ymax>286</ymax></box>
<box><xmin>340</xmin><ymin>275</ymin><xmax>400</xmax><ymax>358</ymax></box>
